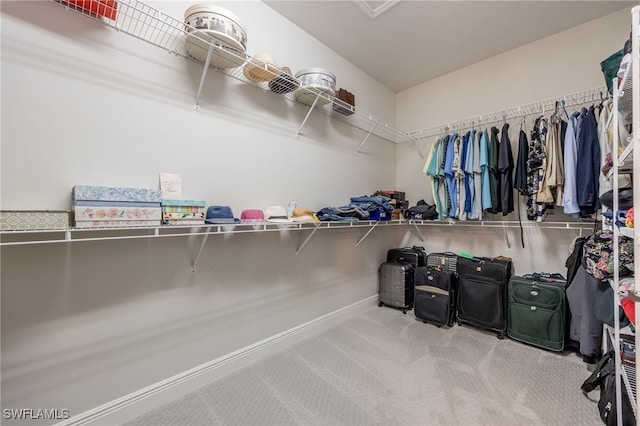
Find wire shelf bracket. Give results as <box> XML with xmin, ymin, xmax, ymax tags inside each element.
<box><xmin>295</xmin><ymin>223</ymin><xmax>322</xmax><ymax>255</ymax></box>
<box><xmin>355</xmin><ymin>221</ymin><xmax>379</xmax><ymax>247</ymax></box>
<box><xmin>297</xmin><ymin>93</ymin><xmax>323</xmax><ymax>137</ymax></box>
<box><xmin>194</xmin><ymin>43</ymin><xmax>216</xmax><ymax>110</ymax></box>
<box><xmin>190</xmin><ymin>226</ymin><xmax>213</xmax><ymax>272</ymax></box>
<box><xmin>356</xmin><ymin>119</ymin><xmax>380</xmax><ymax>153</ymax></box>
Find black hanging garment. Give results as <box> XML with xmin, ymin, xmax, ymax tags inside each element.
<box><xmin>576</xmin><ymin>106</ymin><xmax>601</xmax><ymax>217</ymax></box>
<box><xmin>498</xmin><ymin>123</ymin><xmax>514</xmax><ymax>215</ymax></box>
<box><xmin>514</xmin><ymin>129</ymin><xmax>529</xmax><ymax>196</ymax></box>
<box><xmin>486</xmin><ymin>126</ymin><xmax>501</xmax><ymax>214</ymax></box>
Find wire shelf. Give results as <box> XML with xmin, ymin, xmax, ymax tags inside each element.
<box><xmin>49</xmin><ymin>0</ymin><xmax>415</xmax><ymax>145</ymax></box>
<box><xmin>409</xmin><ymin>86</ymin><xmax>608</xmax><ymax>141</ymax></box>
<box><xmin>623</xmin><ymin>363</ymin><xmax>637</xmax><ymax>417</ymax></box>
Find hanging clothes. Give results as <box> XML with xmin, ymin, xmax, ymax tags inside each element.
<box><xmin>480</xmin><ymin>129</ymin><xmax>492</xmax><ymax>212</ymax></box>
<box><xmin>527</xmin><ymin>116</ymin><xmax>549</xmax><ymax>221</ymax></box>
<box><xmin>563</xmin><ymin>111</ymin><xmax>582</xmax><ymax>216</ymax></box>
<box><xmin>456</xmin><ymin>131</ymin><xmax>471</xmax><ymax>220</ymax></box>
<box><xmin>472</xmin><ymin>129</ymin><xmax>483</xmax><ymax>220</ymax></box>
<box><xmin>539</xmin><ymin>113</ymin><xmax>564</xmax><ymax>206</ymax></box>
<box><xmin>498</xmin><ymin>123</ymin><xmax>514</xmax><ymax>215</ymax></box>
<box><xmin>438</xmin><ymin>135</ymin><xmax>451</xmax><ymax>219</ymax></box>
<box><xmin>444</xmin><ymin>133</ymin><xmax>458</xmax><ymax>218</ymax></box>
<box><xmin>464</xmin><ymin>129</ymin><xmax>476</xmax><ymax>218</ymax></box>
<box><xmin>486</xmin><ymin>126</ymin><xmax>501</xmax><ymax>214</ymax></box>
<box><xmin>514</xmin><ymin>126</ymin><xmax>529</xmax><ymax>196</ymax></box>
<box><xmin>576</xmin><ymin>106</ymin><xmax>601</xmax><ymax>217</ymax></box>
<box><xmin>424</xmin><ymin>137</ymin><xmax>443</xmax><ymax>219</ymax></box>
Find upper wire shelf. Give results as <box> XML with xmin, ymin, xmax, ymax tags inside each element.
<box><xmin>48</xmin><ymin>0</ymin><xmax>415</xmax><ymax>146</ymax></box>
<box><xmin>409</xmin><ymin>86</ymin><xmax>608</xmax><ymax>141</ymax></box>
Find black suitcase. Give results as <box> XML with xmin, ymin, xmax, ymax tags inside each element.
<box><xmin>414</xmin><ymin>266</ymin><xmax>456</xmax><ymax>326</ymax></box>
<box><xmin>507</xmin><ymin>274</ymin><xmax>567</xmax><ymax>351</ymax></box>
<box><xmin>426</xmin><ymin>251</ymin><xmax>459</xmax><ymax>275</ymax></box>
<box><xmin>387</xmin><ymin>246</ymin><xmax>426</xmax><ymax>268</ymax></box>
<box><xmin>378</xmin><ymin>261</ymin><xmax>414</xmax><ymax>314</ymax></box>
<box><xmin>456</xmin><ymin>256</ymin><xmax>513</xmax><ymax>338</ymax></box>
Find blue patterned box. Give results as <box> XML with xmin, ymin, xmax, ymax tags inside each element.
<box><xmin>73</xmin><ymin>185</ymin><xmax>162</xmax><ymax>203</ymax></box>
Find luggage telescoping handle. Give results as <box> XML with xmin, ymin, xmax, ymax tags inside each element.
<box><xmin>432</xmin><ymin>251</ymin><xmax>457</xmax><ymax>256</ymax></box>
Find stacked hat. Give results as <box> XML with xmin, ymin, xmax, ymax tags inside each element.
<box><xmin>291</xmin><ymin>208</ymin><xmax>318</xmax><ymax>223</ymax></box>
<box><xmin>265</xmin><ymin>206</ymin><xmax>293</xmax><ymax>223</ymax></box>
<box><xmin>205</xmin><ymin>205</ymin><xmax>240</xmax><ymax>224</ymax></box>
<box><xmin>243</xmin><ymin>53</ymin><xmax>279</xmax><ymax>83</ymax></box>
<box><xmin>240</xmin><ymin>209</ymin><xmax>265</xmax><ymax>222</ymax></box>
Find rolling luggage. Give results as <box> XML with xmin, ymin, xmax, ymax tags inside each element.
<box><xmin>426</xmin><ymin>251</ymin><xmax>459</xmax><ymax>275</ymax></box>
<box><xmin>414</xmin><ymin>266</ymin><xmax>456</xmax><ymax>326</ymax></box>
<box><xmin>456</xmin><ymin>256</ymin><xmax>512</xmax><ymax>338</ymax></box>
<box><xmin>507</xmin><ymin>274</ymin><xmax>567</xmax><ymax>351</ymax></box>
<box><xmin>378</xmin><ymin>261</ymin><xmax>414</xmax><ymax>314</ymax></box>
<box><xmin>387</xmin><ymin>246</ymin><xmax>427</xmax><ymax>268</ymax></box>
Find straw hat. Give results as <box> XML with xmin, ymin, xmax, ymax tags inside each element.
<box><xmin>243</xmin><ymin>53</ymin><xmax>279</xmax><ymax>83</ymax></box>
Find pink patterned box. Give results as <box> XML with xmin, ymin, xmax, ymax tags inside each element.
<box><xmin>73</xmin><ymin>206</ymin><xmax>162</xmax><ymax>227</ymax></box>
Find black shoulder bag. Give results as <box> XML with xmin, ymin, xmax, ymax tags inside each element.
<box><xmin>581</xmin><ymin>350</ymin><xmax>634</xmax><ymax>426</ymax></box>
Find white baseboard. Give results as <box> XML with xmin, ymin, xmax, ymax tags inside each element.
<box><xmin>56</xmin><ymin>295</ymin><xmax>378</xmax><ymax>426</ymax></box>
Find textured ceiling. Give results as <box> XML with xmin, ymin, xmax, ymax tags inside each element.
<box><xmin>263</xmin><ymin>1</ymin><xmax>636</xmax><ymax>92</ymax></box>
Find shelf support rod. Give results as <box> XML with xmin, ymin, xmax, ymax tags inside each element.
<box><xmin>503</xmin><ymin>223</ymin><xmax>511</xmax><ymax>249</ymax></box>
<box><xmin>296</xmin><ymin>93</ymin><xmax>322</xmax><ymax>136</ymax></box>
<box><xmin>355</xmin><ymin>221</ymin><xmax>379</xmax><ymax>247</ymax></box>
<box><xmin>413</xmin><ymin>137</ymin><xmax>424</xmax><ymax>159</ymax></box>
<box><xmin>356</xmin><ymin>119</ymin><xmax>380</xmax><ymax>153</ymax></box>
<box><xmin>412</xmin><ymin>222</ymin><xmax>425</xmax><ymax>242</ymax></box>
<box><xmin>296</xmin><ymin>223</ymin><xmax>322</xmax><ymax>255</ymax></box>
<box><xmin>194</xmin><ymin>43</ymin><xmax>216</xmax><ymax>110</ymax></box>
<box><xmin>190</xmin><ymin>226</ymin><xmax>213</xmax><ymax>272</ymax></box>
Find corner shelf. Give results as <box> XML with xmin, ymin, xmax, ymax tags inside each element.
<box><xmin>48</xmin><ymin>0</ymin><xmax>419</xmax><ymax>152</ymax></box>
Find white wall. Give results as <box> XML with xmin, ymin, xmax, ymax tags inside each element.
<box><xmin>1</xmin><ymin>1</ymin><xmax>400</xmax><ymax>423</ymax></box>
<box><xmin>1</xmin><ymin>1</ymin><xmax>635</xmax><ymax>423</ymax></box>
<box><xmin>394</xmin><ymin>6</ymin><xmax>633</xmax><ymax>271</ymax></box>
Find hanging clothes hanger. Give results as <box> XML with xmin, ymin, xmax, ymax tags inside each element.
<box><xmin>520</xmin><ymin>114</ymin><xmax>527</xmax><ymax>134</ymax></box>
<box><xmin>560</xmin><ymin>98</ymin><xmax>570</xmax><ymax>121</ymax></box>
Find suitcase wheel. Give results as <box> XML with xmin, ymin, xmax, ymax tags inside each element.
<box><xmin>401</xmin><ymin>308</ymin><xmax>407</xmax><ymax>314</ymax></box>
<box><xmin>496</xmin><ymin>332</ymin><xmax>505</xmax><ymax>340</ymax></box>
<box><xmin>378</xmin><ymin>302</ymin><xmax>384</xmax><ymax>307</ymax></box>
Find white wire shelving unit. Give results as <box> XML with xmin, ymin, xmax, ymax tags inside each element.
<box><xmin>631</xmin><ymin>5</ymin><xmax>639</xmax><ymax>426</ymax></box>
<box><xmin>47</xmin><ymin>0</ymin><xmax>419</xmax><ymax>154</ymax></box>
<box><xmin>608</xmin><ymin>6</ymin><xmax>639</xmax><ymax>426</ymax></box>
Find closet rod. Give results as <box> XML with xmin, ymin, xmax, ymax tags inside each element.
<box><xmin>409</xmin><ymin>85</ymin><xmax>607</xmax><ymax>140</ymax></box>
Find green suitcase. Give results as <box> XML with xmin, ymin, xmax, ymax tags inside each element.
<box><xmin>507</xmin><ymin>274</ymin><xmax>567</xmax><ymax>351</ymax></box>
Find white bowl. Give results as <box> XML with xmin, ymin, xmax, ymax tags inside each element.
<box><xmin>184</xmin><ymin>4</ymin><xmax>248</xmax><ymax>69</ymax></box>
<box><xmin>294</xmin><ymin>67</ymin><xmax>336</xmax><ymax>106</ymax></box>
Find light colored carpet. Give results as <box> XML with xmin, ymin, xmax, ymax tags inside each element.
<box><xmin>125</xmin><ymin>305</ymin><xmax>601</xmax><ymax>426</ymax></box>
